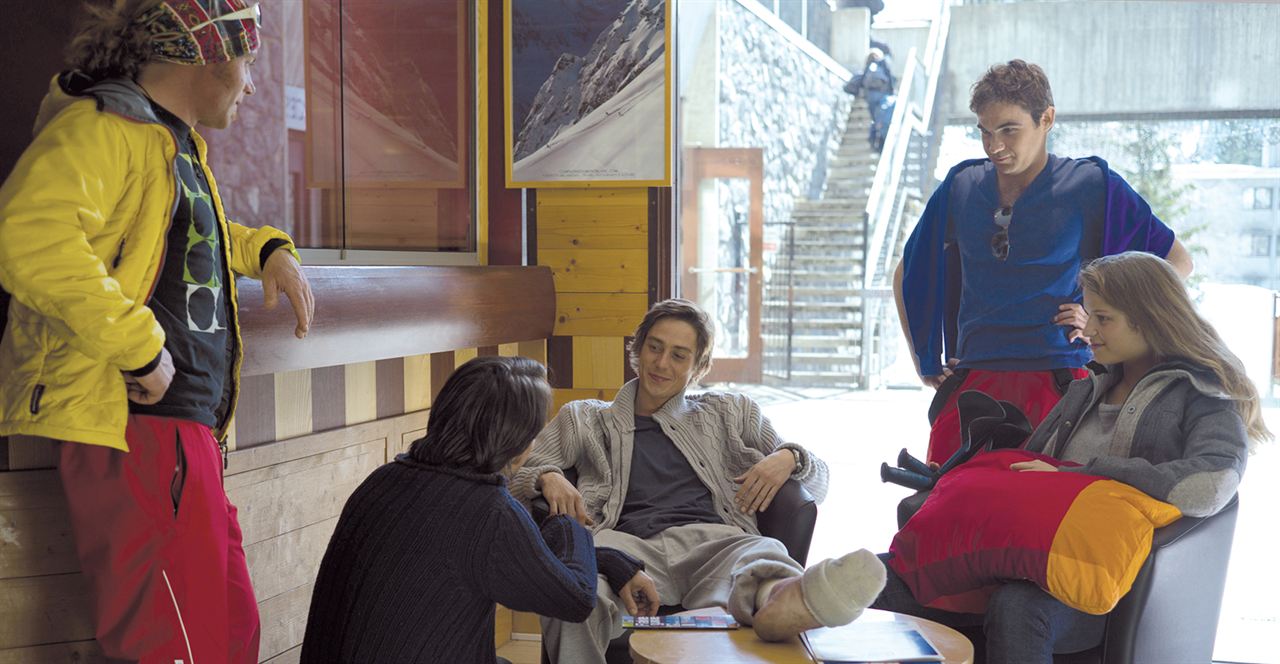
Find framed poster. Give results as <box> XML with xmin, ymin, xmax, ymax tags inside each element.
<box><xmin>504</xmin><ymin>0</ymin><xmax>671</xmax><ymax>188</ymax></box>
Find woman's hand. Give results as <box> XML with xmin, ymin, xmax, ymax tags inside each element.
<box><xmin>733</xmin><ymin>450</ymin><xmax>796</xmax><ymax>514</ymax></box>
<box><xmin>1011</xmin><ymin>460</ymin><xmax>1058</xmax><ymax>472</ymax></box>
<box><xmin>1054</xmin><ymin>303</ymin><xmax>1090</xmax><ymax>344</ymax></box>
<box><xmin>539</xmin><ymin>471</ymin><xmax>593</xmax><ymax>526</ymax></box>
<box><xmin>619</xmin><ymin>571</ymin><xmax>660</xmax><ymax>617</ymax></box>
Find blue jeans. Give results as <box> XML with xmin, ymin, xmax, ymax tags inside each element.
<box><xmin>871</xmin><ymin>554</ymin><xmax>1106</xmax><ymax>664</ymax></box>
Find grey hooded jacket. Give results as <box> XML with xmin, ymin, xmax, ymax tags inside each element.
<box><xmin>1024</xmin><ymin>361</ymin><xmax>1249</xmax><ymax>517</ymax></box>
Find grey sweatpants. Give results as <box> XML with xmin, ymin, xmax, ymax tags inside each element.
<box><xmin>541</xmin><ymin>522</ymin><xmax>803</xmax><ymax>664</ymax></box>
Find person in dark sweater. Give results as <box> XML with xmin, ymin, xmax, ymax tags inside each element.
<box><xmin>301</xmin><ymin>356</ymin><xmax>653</xmax><ymax>663</ymax></box>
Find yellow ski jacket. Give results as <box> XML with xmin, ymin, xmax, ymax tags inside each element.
<box><xmin>0</xmin><ymin>74</ymin><xmax>294</xmax><ymax>451</ymax></box>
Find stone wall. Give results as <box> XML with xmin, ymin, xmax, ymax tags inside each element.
<box><xmin>718</xmin><ymin>0</ymin><xmax>853</xmax><ymax>226</ymax></box>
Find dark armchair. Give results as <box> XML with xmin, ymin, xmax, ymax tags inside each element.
<box><xmin>534</xmin><ymin>470</ymin><xmax>818</xmax><ymax>664</ymax></box>
<box><xmin>896</xmin><ymin>492</ymin><xmax>1240</xmax><ymax>664</ymax></box>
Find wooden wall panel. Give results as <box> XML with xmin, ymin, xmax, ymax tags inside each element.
<box><xmin>399</xmin><ymin>426</ymin><xmax>427</xmax><ymax>459</ymax></box>
<box><xmin>537</xmin><ymin>210</ymin><xmax>647</xmax><ymax>250</ymax></box>
<box><xmin>540</xmin><ymin>248</ymin><xmax>647</xmax><ymax>293</ymax></box>
<box><xmin>227</xmin><ymin>440</ymin><xmax>385</xmax><ymax>547</ymax></box>
<box><xmin>244</xmin><ymin>517</ymin><xmax>339</xmax><ymax>603</ymax></box>
<box><xmin>0</xmin><ymin>478</ymin><xmax>77</xmax><ymax>579</ymax></box>
<box><xmin>1</xmin><ymin>435</ymin><xmax>57</xmax><ymax>472</ymax></box>
<box><xmin>257</xmin><ymin>583</ymin><xmax>314</xmax><ymax>661</ymax></box>
<box><xmin>0</xmin><ymin>641</ymin><xmax>101</xmax><ymax>664</ymax></box>
<box><xmin>263</xmin><ymin>645</ymin><xmax>301</xmax><ymax>664</ymax></box>
<box><xmin>227</xmin><ymin>411</ymin><xmax>429</xmax><ymax>661</ymax></box>
<box><xmin>512</xmin><ymin>610</ymin><xmax>541</xmax><ymax>635</ymax></box>
<box><xmin>554</xmin><ymin>293</ymin><xmax>649</xmax><ymax>337</ymax></box>
<box><xmin>0</xmin><ymin>573</ymin><xmax>94</xmax><ymax>649</ymax></box>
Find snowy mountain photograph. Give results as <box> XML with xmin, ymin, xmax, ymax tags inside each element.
<box><xmin>507</xmin><ymin>0</ymin><xmax>669</xmax><ymax>185</ymax></box>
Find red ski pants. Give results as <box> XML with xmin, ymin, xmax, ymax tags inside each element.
<box><xmin>58</xmin><ymin>414</ymin><xmax>259</xmax><ymax>664</ymax></box>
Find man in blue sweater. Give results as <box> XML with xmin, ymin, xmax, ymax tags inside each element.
<box><xmin>891</xmin><ymin>59</ymin><xmax>1193</xmax><ymax>466</ymax></box>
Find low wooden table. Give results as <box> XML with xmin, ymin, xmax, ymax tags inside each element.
<box><xmin>630</xmin><ymin>607</ymin><xmax>974</xmax><ymax>664</ymax></box>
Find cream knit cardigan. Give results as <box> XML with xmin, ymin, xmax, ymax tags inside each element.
<box><xmin>510</xmin><ymin>380</ymin><xmax>830</xmax><ymax>535</ymax></box>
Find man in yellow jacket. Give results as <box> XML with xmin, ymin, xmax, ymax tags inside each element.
<box><xmin>0</xmin><ymin>2</ymin><xmax>312</xmax><ymax>662</ymax></box>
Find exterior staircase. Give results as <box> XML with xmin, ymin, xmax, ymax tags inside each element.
<box><xmin>763</xmin><ymin>102</ymin><xmax>880</xmax><ymax>387</ymax></box>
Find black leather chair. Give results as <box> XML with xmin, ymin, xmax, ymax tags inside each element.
<box><xmin>896</xmin><ymin>492</ymin><xmax>1240</xmax><ymax>663</ymax></box>
<box><xmin>534</xmin><ymin>470</ymin><xmax>818</xmax><ymax>664</ymax></box>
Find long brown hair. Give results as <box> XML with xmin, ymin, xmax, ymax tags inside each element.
<box><xmin>66</xmin><ymin>0</ymin><xmax>163</xmax><ymax>81</ymax></box>
<box><xmin>1079</xmin><ymin>252</ymin><xmax>1271</xmax><ymax>444</ymax></box>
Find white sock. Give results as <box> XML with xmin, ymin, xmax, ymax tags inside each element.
<box><xmin>755</xmin><ymin>577</ymin><xmax>785</xmax><ymax>612</ymax></box>
<box><xmin>799</xmin><ymin>549</ymin><xmax>887</xmax><ymax>627</ymax></box>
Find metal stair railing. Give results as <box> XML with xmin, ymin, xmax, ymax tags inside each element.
<box><xmin>858</xmin><ymin>0</ymin><xmax>952</xmax><ymax>387</ymax></box>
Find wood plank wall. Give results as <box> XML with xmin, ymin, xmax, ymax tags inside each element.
<box><xmin>538</xmin><ymin>188</ymin><xmax>652</xmax><ymax>413</ymax></box>
<box><xmin>0</xmin><ymin>341</ymin><xmax>547</xmax><ymax>662</ymax></box>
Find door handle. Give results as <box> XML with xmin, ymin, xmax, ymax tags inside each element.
<box><xmin>688</xmin><ymin>267</ymin><xmax>759</xmax><ymax>274</ymax></box>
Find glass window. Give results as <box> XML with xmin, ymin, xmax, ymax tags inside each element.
<box><xmin>207</xmin><ymin>1</ymin><xmax>476</xmax><ymax>262</ymax></box>
<box><xmin>1249</xmin><ymin>231</ymin><xmax>1272</xmax><ymax>257</ymax></box>
<box><xmin>1252</xmin><ymin>186</ymin><xmax>1274</xmax><ymax>209</ymax></box>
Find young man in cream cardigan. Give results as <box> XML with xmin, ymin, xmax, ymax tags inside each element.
<box><xmin>512</xmin><ymin>299</ymin><xmax>885</xmax><ymax>662</ymax></box>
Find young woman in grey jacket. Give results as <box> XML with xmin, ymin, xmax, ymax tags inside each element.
<box><xmin>876</xmin><ymin>251</ymin><xmax>1271</xmax><ymax>663</ymax></box>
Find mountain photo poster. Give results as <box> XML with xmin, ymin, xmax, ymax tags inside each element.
<box><xmin>504</xmin><ymin>0</ymin><xmax>671</xmax><ymax>187</ymax></box>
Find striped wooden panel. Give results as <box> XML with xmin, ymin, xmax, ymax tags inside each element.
<box><xmin>274</xmin><ymin>369</ymin><xmax>313</xmax><ymax>441</ymax></box>
<box><xmin>429</xmin><ymin>351</ymin><xmax>455</xmax><ymax>403</ymax></box>
<box><xmin>546</xmin><ymin>336</ymin><xmax>574</xmax><ymax>389</ymax></box>
<box><xmin>454</xmin><ymin>347</ymin><xmax>479</xmax><ymax>369</ymax></box>
<box><xmin>572</xmin><ymin>337</ymin><xmax>626</xmax><ymax>390</ymax></box>
<box><xmin>403</xmin><ymin>353</ymin><xmax>433</xmax><ymax>412</ymax></box>
<box><xmin>311</xmin><ymin>365</ymin><xmax>347</xmax><ymax>433</ymax></box>
<box><xmin>343</xmin><ymin>361</ymin><xmax>379</xmax><ymax>427</ymax></box>
<box><xmin>375</xmin><ymin>358</ymin><xmax>405</xmax><ymax>420</ymax></box>
<box><xmin>237</xmin><ymin>373</ymin><xmax>278</xmax><ymax>448</ymax></box>
<box><xmin>495</xmin><ymin>605</ymin><xmax>513</xmax><ymax>648</ymax></box>
<box><xmin>517</xmin><ymin>339</ymin><xmax>547</xmax><ymax>364</ymax></box>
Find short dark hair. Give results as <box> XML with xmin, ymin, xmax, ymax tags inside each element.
<box><xmin>408</xmin><ymin>356</ymin><xmax>551</xmax><ymax>473</ymax></box>
<box><xmin>969</xmin><ymin>59</ymin><xmax>1055</xmax><ymax>125</ymax></box>
<box><xmin>627</xmin><ymin>298</ymin><xmax>715</xmax><ymax>382</ymax></box>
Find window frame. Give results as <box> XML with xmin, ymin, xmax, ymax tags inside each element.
<box><xmin>295</xmin><ymin>0</ymin><xmax>481</xmax><ymax>266</ymax></box>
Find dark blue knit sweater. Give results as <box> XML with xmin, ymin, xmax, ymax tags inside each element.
<box><xmin>301</xmin><ymin>455</ymin><xmax>633</xmax><ymax>663</ymax></box>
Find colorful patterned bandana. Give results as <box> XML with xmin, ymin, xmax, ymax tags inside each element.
<box><xmin>141</xmin><ymin>0</ymin><xmax>261</xmax><ymax>66</ymax></box>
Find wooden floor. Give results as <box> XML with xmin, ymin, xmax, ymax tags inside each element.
<box><xmin>496</xmin><ymin>636</ymin><xmax>541</xmax><ymax>664</ymax></box>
